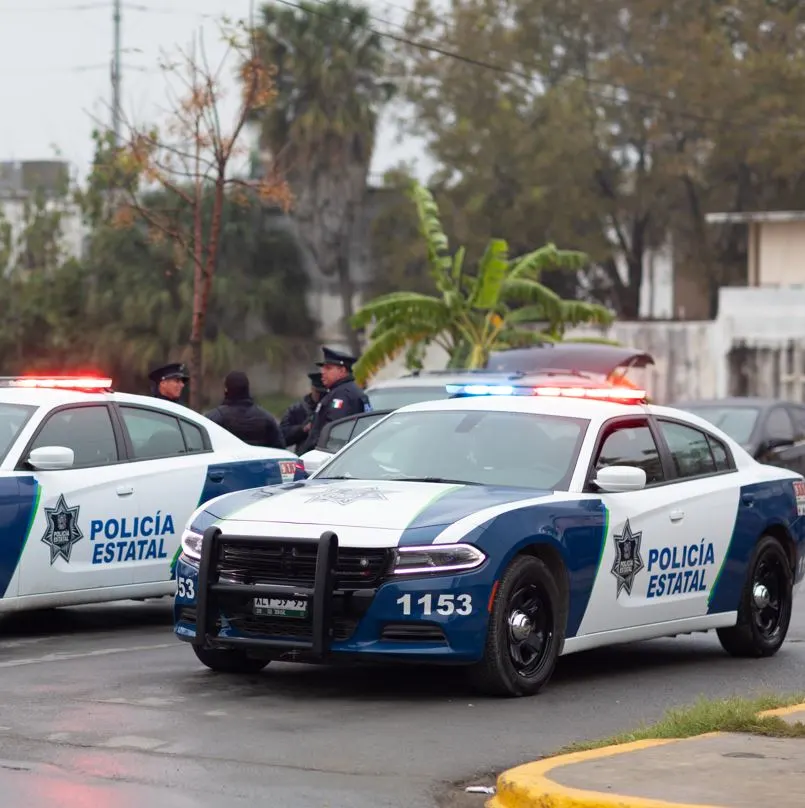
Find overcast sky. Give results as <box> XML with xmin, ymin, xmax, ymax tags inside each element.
<box><xmin>0</xmin><ymin>0</ymin><xmax>434</xmax><ymax>184</ymax></box>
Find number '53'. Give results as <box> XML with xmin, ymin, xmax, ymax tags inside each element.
<box><xmin>396</xmin><ymin>593</ymin><xmax>472</xmax><ymax>616</ymax></box>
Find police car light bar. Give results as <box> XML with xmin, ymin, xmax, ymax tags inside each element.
<box><xmin>532</xmin><ymin>386</ymin><xmax>647</xmax><ymax>403</ymax></box>
<box><xmin>445</xmin><ymin>384</ymin><xmax>516</xmax><ymax>396</ymax></box>
<box><xmin>2</xmin><ymin>375</ymin><xmax>113</xmax><ymax>391</ymax></box>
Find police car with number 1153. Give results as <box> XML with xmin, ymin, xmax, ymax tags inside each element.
<box><xmin>174</xmin><ymin>383</ymin><xmax>805</xmax><ymax>697</ymax></box>
<box><xmin>0</xmin><ymin>375</ymin><xmax>304</xmax><ymax>616</ymax></box>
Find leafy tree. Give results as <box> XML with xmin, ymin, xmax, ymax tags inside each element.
<box><xmin>112</xmin><ymin>18</ymin><xmax>291</xmax><ymax>408</ymax></box>
<box><xmin>253</xmin><ymin>0</ymin><xmax>395</xmax><ymax>353</ymax></box>
<box><xmin>350</xmin><ymin>182</ymin><xmax>613</xmax><ymax>384</ymax></box>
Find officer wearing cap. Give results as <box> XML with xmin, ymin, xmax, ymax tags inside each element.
<box><xmin>280</xmin><ymin>370</ymin><xmax>327</xmax><ymax>453</ymax></box>
<box><xmin>298</xmin><ymin>347</ymin><xmax>371</xmax><ymax>454</ymax></box>
<box><xmin>148</xmin><ymin>362</ymin><xmax>189</xmax><ymax>404</ymax></box>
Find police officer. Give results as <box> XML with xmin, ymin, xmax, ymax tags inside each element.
<box><xmin>298</xmin><ymin>347</ymin><xmax>371</xmax><ymax>454</ymax></box>
<box><xmin>205</xmin><ymin>370</ymin><xmax>285</xmax><ymax>448</ymax></box>
<box><xmin>148</xmin><ymin>362</ymin><xmax>189</xmax><ymax>404</ymax></box>
<box><xmin>280</xmin><ymin>371</ymin><xmax>327</xmax><ymax>453</ymax></box>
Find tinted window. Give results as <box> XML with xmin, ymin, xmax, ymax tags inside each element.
<box><xmin>322</xmin><ymin>419</ymin><xmax>354</xmax><ymax>453</ymax></box>
<box><xmin>659</xmin><ymin>421</ymin><xmax>717</xmax><ymax>478</ymax></box>
<box><xmin>120</xmin><ymin>406</ymin><xmax>187</xmax><ymax>459</ymax></box>
<box><xmin>767</xmin><ymin>407</ymin><xmax>794</xmax><ymax>442</ymax></box>
<box><xmin>707</xmin><ymin>434</ymin><xmax>731</xmax><ymax>471</ymax></box>
<box><xmin>682</xmin><ymin>405</ymin><xmax>758</xmax><ymax>444</ymax></box>
<box><xmin>30</xmin><ymin>405</ymin><xmax>118</xmax><ymax>467</ymax></box>
<box><xmin>0</xmin><ymin>403</ymin><xmax>35</xmax><ymax>464</ymax></box>
<box><xmin>318</xmin><ymin>410</ymin><xmax>588</xmax><ymax>490</ymax></box>
<box><xmin>595</xmin><ymin>423</ymin><xmax>663</xmax><ymax>484</ymax></box>
<box><xmin>366</xmin><ymin>386</ymin><xmax>451</xmax><ymax>411</ymax></box>
<box><xmin>180</xmin><ymin>420</ymin><xmax>206</xmax><ymax>453</ymax></box>
<box><xmin>352</xmin><ymin>413</ymin><xmax>386</xmax><ymax>438</ymax></box>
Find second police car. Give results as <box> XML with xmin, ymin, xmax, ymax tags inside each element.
<box><xmin>174</xmin><ymin>381</ymin><xmax>805</xmax><ymax>697</ymax></box>
<box><xmin>0</xmin><ymin>375</ymin><xmax>304</xmax><ymax>616</ymax></box>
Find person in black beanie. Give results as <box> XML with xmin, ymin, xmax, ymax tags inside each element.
<box><xmin>205</xmin><ymin>370</ymin><xmax>285</xmax><ymax>448</ymax></box>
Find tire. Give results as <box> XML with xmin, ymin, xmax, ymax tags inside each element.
<box><xmin>716</xmin><ymin>535</ymin><xmax>793</xmax><ymax>658</ymax></box>
<box><xmin>192</xmin><ymin>645</ymin><xmax>270</xmax><ymax>674</ymax></box>
<box><xmin>468</xmin><ymin>554</ymin><xmax>563</xmax><ymax>697</ymax></box>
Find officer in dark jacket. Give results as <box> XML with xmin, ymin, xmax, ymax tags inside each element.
<box><xmin>298</xmin><ymin>347</ymin><xmax>371</xmax><ymax>454</ymax></box>
<box><xmin>148</xmin><ymin>362</ymin><xmax>189</xmax><ymax>403</ymax></box>
<box><xmin>280</xmin><ymin>371</ymin><xmax>326</xmax><ymax>452</ymax></box>
<box><xmin>205</xmin><ymin>370</ymin><xmax>285</xmax><ymax>448</ymax></box>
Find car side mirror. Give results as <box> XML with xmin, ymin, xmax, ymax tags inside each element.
<box><xmin>762</xmin><ymin>437</ymin><xmax>795</xmax><ymax>455</ymax></box>
<box><xmin>593</xmin><ymin>465</ymin><xmax>646</xmax><ymax>493</ymax></box>
<box><xmin>299</xmin><ymin>449</ymin><xmax>334</xmax><ymax>475</ymax></box>
<box><xmin>28</xmin><ymin>445</ymin><xmax>74</xmax><ymax>471</ymax></box>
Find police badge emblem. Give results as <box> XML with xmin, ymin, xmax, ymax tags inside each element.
<box><xmin>41</xmin><ymin>494</ymin><xmax>84</xmax><ymax>564</ymax></box>
<box><xmin>610</xmin><ymin>518</ymin><xmax>644</xmax><ymax>597</ymax></box>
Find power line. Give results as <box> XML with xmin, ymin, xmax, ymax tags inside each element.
<box><xmin>269</xmin><ymin>0</ymin><xmax>805</xmax><ymax>138</ymax></box>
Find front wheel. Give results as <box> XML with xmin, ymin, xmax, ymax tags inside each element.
<box><xmin>192</xmin><ymin>645</ymin><xmax>270</xmax><ymax>674</ymax></box>
<box><xmin>717</xmin><ymin>535</ymin><xmax>793</xmax><ymax>658</ymax></box>
<box><xmin>468</xmin><ymin>555</ymin><xmax>563</xmax><ymax>697</ymax></box>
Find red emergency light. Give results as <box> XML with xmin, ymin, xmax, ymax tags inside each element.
<box><xmin>532</xmin><ymin>385</ymin><xmax>647</xmax><ymax>403</ymax></box>
<box><xmin>5</xmin><ymin>375</ymin><xmax>113</xmax><ymax>391</ymax></box>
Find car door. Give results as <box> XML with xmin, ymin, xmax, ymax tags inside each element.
<box><xmin>112</xmin><ymin>403</ymin><xmax>219</xmax><ymax>587</ymax></box>
<box><xmin>17</xmin><ymin>402</ymin><xmax>136</xmax><ymax>596</ymax></box>
<box><xmin>575</xmin><ymin>415</ymin><xmax>737</xmax><ymax>635</ymax></box>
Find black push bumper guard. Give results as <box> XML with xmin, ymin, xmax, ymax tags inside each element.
<box><xmin>194</xmin><ymin>525</ymin><xmax>338</xmax><ymax>659</ymax></box>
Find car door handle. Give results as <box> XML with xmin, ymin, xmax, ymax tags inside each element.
<box><xmin>669</xmin><ymin>510</ymin><xmax>684</xmax><ymax>522</ymax></box>
<box><xmin>116</xmin><ymin>485</ymin><xmax>134</xmax><ymax>497</ymax></box>
<box><xmin>207</xmin><ymin>470</ymin><xmax>225</xmax><ymax>482</ymax></box>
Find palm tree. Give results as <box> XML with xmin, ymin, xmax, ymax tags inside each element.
<box><xmin>254</xmin><ymin>0</ymin><xmax>394</xmax><ymax>354</ymax></box>
<box><xmin>350</xmin><ymin>182</ymin><xmax>615</xmax><ymax>385</ymax></box>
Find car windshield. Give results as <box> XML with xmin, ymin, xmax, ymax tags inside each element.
<box><xmin>366</xmin><ymin>386</ymin><xmax>452</xmax><ymax>411</ymax></box>
<box><xmin>0</xmin><ymin>402</ymin><xmax>36</xmax><ymax>463</ymax></box>
<box><xmin>317</xmin><ymin>409</ymin><xmax>589</xmax><ymax>490</ymax></box>
<box><xmin>682</xmin><ymin>405</ymin><xmax>759</xmax><ymax>444</ymax></box>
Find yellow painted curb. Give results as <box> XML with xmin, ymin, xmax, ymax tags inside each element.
<box><xmin>488</xmin><ymin>702</ymin><xmax>805</xmax><ymax>808</ymax></box>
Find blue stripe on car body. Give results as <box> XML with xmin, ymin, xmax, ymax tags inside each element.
<box><xmin>0</xmin><ymin>475</ymin><xmax>40</xmax><ymax>599</ymax></box>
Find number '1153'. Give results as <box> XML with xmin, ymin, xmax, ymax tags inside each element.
<box><xmin>396</xmin><ymin>593</ymin><xmax>472</xmax><ymax>616</ymax></box>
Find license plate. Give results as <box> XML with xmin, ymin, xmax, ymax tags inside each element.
<box><xmin>253</xmin><ymin>597</ymin><xmax>308</xmax><ymax>618</ymax></box>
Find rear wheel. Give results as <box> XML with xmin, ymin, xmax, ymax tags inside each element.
<box><xmin>468</xmin><ymin>555</ymin><xmax>563</xmax><ymax>697</ymax></box>
<box><xmin>717</xmin><ymin>535</ymin><xmax>792</xmax><ymax>658</ymax></box>
<box><xmin>192</xmin><ymin>645</ymin><xmax>270</xmax><ymax>674</ymax></box>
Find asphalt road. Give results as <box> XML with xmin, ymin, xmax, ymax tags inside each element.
<box><xmin>1</xmin><ymin>601</ymin><xmax>804</xmax><ymax>808</ymax></box>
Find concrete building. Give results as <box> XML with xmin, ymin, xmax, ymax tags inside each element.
<box><xmin>705</xmin><ymin>210</ymin><xmax>805</xmax><ymax>287</ymax></box>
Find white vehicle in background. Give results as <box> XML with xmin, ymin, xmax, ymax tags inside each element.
<box><xmin>0</xmin><ymin>375</ymin><xmax>304</xmax><ymax>616</ymax></box>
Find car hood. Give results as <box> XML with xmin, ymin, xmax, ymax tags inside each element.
<box><xmin>197</xmin><ymin>478</ymin><xmax>550</xmax><ymax>539</ymax></box>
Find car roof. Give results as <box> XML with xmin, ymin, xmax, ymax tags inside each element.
<box><xmin>0</xmin><ymin>387</ymin><xmax>198</xmax><ymax>416</ymax></box>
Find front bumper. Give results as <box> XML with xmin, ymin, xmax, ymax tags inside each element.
<box><xmin>173</xmin><ymin>526</ymin><xmax>492</xmax><ymax>663</ymax></box>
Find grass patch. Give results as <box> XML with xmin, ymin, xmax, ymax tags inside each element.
<box><xmin>556</xmin><ymin>693</ymin><xmax>805</xmax><ymax>755</ymax></box>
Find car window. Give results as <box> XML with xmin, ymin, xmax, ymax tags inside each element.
<box><xmin>29</xmin><ymin>405</ymin><xmax>118</xmax><ymax>468</ymax></box>
<box><xmin>595</xmin><ymin>423</ymin><xmax>664</xmax><ymax>484</ymax></box>
<box><xmin>658</xmin><ymin>420</ymin><xmax>718</xmax><ymax>478</ymax></box>
<box><xmin>180</xmin><ymin>419</ymin><xmax>206</xmax><ymax>453</ymax></box>
<box><xmin>321</xmin><ymin>419</ymin><xmax>355</xmax><ymax>453</ymax></box>
<box><xmin>681</xmin><ymin>405</ymin><xmax>758</xmax><ymax>444</ymax></box>
<box><xmin>352</xmin><ymin>413</ymin><xmax>386</xmax><ymax>438</ymax></box>
<box><xmin>766</xmin><ymin>407</ymin><xmax>794</xmax><ymax>442</ymax></box>
<box><xmin>0</xmin><ymin>403</ymin><xmax>36</xmax><ymax>464</ymax></box>
<box><xmin>366</xmin><ymin>386</ymin><xmax>451</xmax><ymax>411</ymax></box>
<box><xmin>120</xmin><ymin>406</ymin><xmax>189</xmax><ymax>460</ymax></box>
<box><xmin>788</xmin><ymin>406</ymin><xmax>805</xmax><ymax>441</ymax></box>
<box><xmin>707</xmin><ymin>434</ymin><xmax>732</xmax><ymax>471</ymax></box>
<box><xmin>317</xmin><ymin>410</ymin><xmax>589</xmax><ymax>490</ymax></box>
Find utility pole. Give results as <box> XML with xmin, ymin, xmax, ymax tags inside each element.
<box><xmin>111</xmin><ymin>0</ymin><xmax>122</xmax><ymax>146</ymax></box>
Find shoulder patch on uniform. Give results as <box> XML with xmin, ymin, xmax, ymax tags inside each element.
<box><xmin>331</xmin><ymin>399</ymin><xmax>344</xmax><ymax>409</ymax></box>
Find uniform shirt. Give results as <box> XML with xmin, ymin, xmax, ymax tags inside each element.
<box><xmin>280</xmin><ymin>395</ymin><xmax>317</xmax><ymax>452</ymax></box>
<box><xmin>298</xmin><ymin>376</ymin><xmax>371</xmax><ymax>454</ymax></box>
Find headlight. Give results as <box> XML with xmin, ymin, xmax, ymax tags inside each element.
<box><xmin>391</xmin><ymin>544</ymin><xmax>486</xmax><ymax>575</ymax></box>
<box><xmin>181</xmin><ymin>529</ymin><xmax>203</xmax><ymax>561</ymax></box>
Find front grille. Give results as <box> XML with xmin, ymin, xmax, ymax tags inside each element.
<box><xmin>380</xmin><ymin>622</ymin><xmax>447</xmax><ymax>643</ymax></box>
<box><xmin>228</xmin><ymin>615</ymin><xmax>358</xmax><ymax>642</ymax></box>
<box><xmin>217</xmin><ymin>543</ymin><xmax>391</xmax><ymax>589</ymax></box>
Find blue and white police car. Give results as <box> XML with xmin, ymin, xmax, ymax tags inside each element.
<box><xmin>174</xmin><ymin>381</ymin><xmax>805</xmax><ymax>696</ymax></box>
<box><xmin>0</xmin><ymin>375</ymin><xmax>303</xmax><ymax>616</ymax></box>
